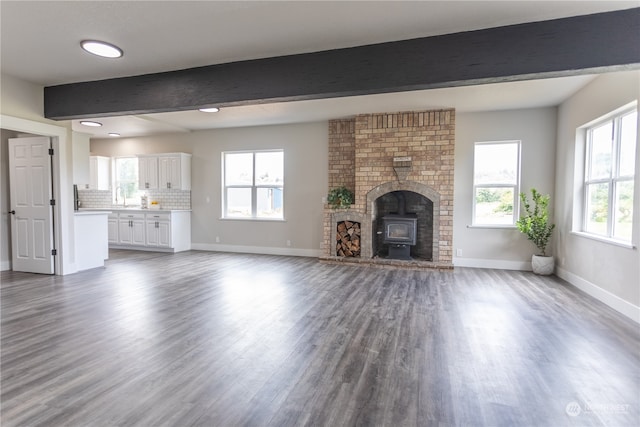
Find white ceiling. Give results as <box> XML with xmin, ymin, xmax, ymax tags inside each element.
<box><xmin>1</xmin><ymin>1</ymin><xmax>637</xmax><ymax>138</ymax></box>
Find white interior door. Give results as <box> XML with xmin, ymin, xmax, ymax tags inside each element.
<box><xmin>8</xmin><ymin>137</ymin><xmax>55</xmax><ymax>274</ymax></box>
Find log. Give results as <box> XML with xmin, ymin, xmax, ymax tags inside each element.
<box><xmin>335</xmin><ymin>220</ymin><xmax>362</xmax><ymax>257</ymax></box>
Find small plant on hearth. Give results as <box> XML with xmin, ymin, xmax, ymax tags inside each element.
<box><xmin>327</xmin><ymin>186</ymin><xmax>354</xmax><ymax>209</ymax></box>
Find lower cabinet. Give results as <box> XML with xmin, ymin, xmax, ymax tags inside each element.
<box><xmin>118</xmin><ymin>213</ymin><xmax>146</xmax><ymax>245</ymax></box>
<box><xmin>145</xmin><ymin>213</ymin><xmax>171</xmax><ymax>248</ymax></box>
<box><xmin>109</xmin><ymin>210</ymin><xmax>190</xmax><ymax>252</ymax></box>
<box><xmin>108</xmin><ymin>214</ymin><xmax>119</xmax><ymax>244</ymax></box>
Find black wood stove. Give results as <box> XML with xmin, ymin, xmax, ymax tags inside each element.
<box><xmin>381</xmin><ymin>192</ymin><xmax>417</xmax><ymax>260</ymax></box>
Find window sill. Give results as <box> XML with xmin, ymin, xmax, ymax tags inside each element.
<box><xmin>220</xmin><ymin>217</ymin><xmax>286</xmax><ymax>222</ymax></box>
<box><xmin>571</xmin><ymin>231</ymin><xmax>636</xmax><ymax>249</ymax></box>
<box><xmin>467</xmin><ymin>224</ymin><xmax>517</xmax><ymax>229</ymax></box>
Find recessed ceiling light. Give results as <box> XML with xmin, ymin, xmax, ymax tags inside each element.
<box><xmin>198</xmin><ymin>107</ymin><xmax>220</xmax><ymax>113</ymax></box>
<box><xmin>80</xmin><ymin>120</ymin><xmax>102</xmax><ymax>127</ymax></box>
<box><xmin>108</xmin><ymin>133</ymin><xmax>121</xmax><ymax>137</ymax></box>
<box><xmin>80</xmin><ymin>40</ymin><xmax>123</xmax><ymax>58</ymax></box>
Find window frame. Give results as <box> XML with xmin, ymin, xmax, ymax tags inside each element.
<box><xmin>471</xmin><ymin>140</ymin><xmax>522</xmax><ymax>227</ymax></box>
<box><xmin>582</xmin><ymin>106</ymin><xmax>637</xmax><ymax>243</ymax></box>
<box><xmin>222</xmin><ymin>149</ymin><xmax>284</xmax><ymax>220</ymax></box>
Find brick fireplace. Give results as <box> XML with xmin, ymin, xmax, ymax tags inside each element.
<box><xmin>321</xmin><ymin>109</ymin><xmax>454</xmax><ymax>269</ymax></box>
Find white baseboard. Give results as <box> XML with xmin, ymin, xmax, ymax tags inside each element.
<box><xmin>1</xmin><ymin>260</ymin><xmax>11</xmax><ymax>271</ymax></box>
<box><xmin>453</xmin><ymin>257</ymin><xmax>532</xmax><ymax>271</ymax></box>
<box><xmin>191</xmin><ymin>243</ymin><xmax>322</xmax><ymax>258</ymax></box>
<box><xmin>556</xmin><ymin>267</ymin><xmax>640</xmax><ymax>324</ymax></box>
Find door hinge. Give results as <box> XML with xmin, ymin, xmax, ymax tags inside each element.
<box><xmin>51</xmin><ymin>249</ymin><xmax>57</xmax><ymax>256</ymax></box>
<box><xmin>50</xmin><ymin>199</ymin><xmax>56</xmax><ymax>206</ymax></box>
<box><xmin>49</xmin><ymin>148</ymin><xmax>54</xmax><ymax>156</ymax></box>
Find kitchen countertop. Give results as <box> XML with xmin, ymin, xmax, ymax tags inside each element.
<box><xmin>79</xmin><ymin>207</ymin><xmax>191</xmax><ymax>212</ymax></box>
<box><xmin>74</xmin><ymin>210</ymin><xmax>111</xmax><ymax>215</ymax></box>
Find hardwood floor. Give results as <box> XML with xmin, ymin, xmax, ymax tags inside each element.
<box><xmin>1</xmin><ymin>250</ymin><xmax>638</xmax><ymax>426</ymax></box>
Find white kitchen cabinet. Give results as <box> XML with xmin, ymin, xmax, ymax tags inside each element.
<box><xmin>117</xmin><ymin>213</ymin><xmax>146</xmax><ymax>246</ymax></box>
<box><xmin>107</xmin><ymin>213</ymin><xmax>119</xmax><ymax>244</ymax></box>
<box><xmin>145</xmin><ymin>212</ymin><xmax>172</xmax><ymax>248</ymax></box>
<box><xmin>109</xmin><ymin>209</ymin><xmax>190</xmax><ymax>252</ymax></box>
<box><xmin>89</xmin><ymin>155</ymin><xmax>111</xmax><ymax>190</ymax></box>
<box><xmin>157</xmin><ymin>153</ymin><xmax>191</xmax><ymax>190</ymax></box>
<box><xmin>138</xmin><ymin>153</ymin><xmax>191</xmax><ymax>191</ymax></box>
<box><xmin>138</xmin><ymin>155</ymin><xmax>158</xmax><ymax>190</ymax></box>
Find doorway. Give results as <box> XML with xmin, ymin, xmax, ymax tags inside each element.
<box><xmin>1</xmin><ymin>114</ymin><xmax>70</xmax><ymax>275</ymax></box>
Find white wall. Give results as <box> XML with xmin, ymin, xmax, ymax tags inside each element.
<box><xmin>555</xmin><ymin>70</ymin><xmax>639</xmax><ymax>320</ymax></box>
<box><xmin>91</xmin><ymin>121</ymin><xmax>328</xmax><ymax>256</ymax></box>
<box><xmin>0</xmin><ymin>73</ymin><xmax>46</xmax><ymax>121</ymax></box>
<box><xmin>72</xmin><ymin>131</ymin><xmax>91</xmax><ymax>186</ymax></box>
<box><xmin>453</xmin><ymin>107</ymin><xmax>558</xmax><ymax>269</ymax></box>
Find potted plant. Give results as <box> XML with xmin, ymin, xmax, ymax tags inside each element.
<box><xmin>516</xmin><ymin>188</ymin><xmax>555</xmax><ymax>275</ymax></box>
<box><xmin>327</xmin><ymin>186</ymin><xmax>354</xmax><ymax>209</ymax></box>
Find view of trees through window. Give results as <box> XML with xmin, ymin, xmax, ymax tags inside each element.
<box><xmin>113</xmin><ymin>157</ymin><xmax>141</xmax><ymax>205</ymax></box>
<box><xmin>473</xmin><ymin>141</ymin><xmax>521</xmax><ymax>225</ymax></box>
<box><xmin>584</xmin><ymin>108</ymin><xmax>637</xmax><ymax>241</ymax></box>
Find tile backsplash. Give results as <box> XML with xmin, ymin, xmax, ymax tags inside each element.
<box><xmin>77</xmin><ymin>190</ymin><xmax>112</xmax><ymax>208</ymax></box>
<box><xmin>78</xmin><ymin>189</ymin><xmax>191</xmax><ymax>210</ymax></box>
<box><xmin>145</xmin><ymin>189</ymin><xmax>191</xmax><ymax>210</ymax></box>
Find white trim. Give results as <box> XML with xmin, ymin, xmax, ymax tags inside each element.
<box><xmin>453</xmin><ymin>257</ymin><xmax>531</xmax><ymax>271</ymax></box>
<box><xmin>191</xmin><ymin>243</ymin><xmax>321</xmax><ymax>258</ymax></box>
<box><xmin>570</xmin><ymin>230</ymin><xmax>636</xmax><ymax>249</ymax></box>
<box><xmin>1</xmin><ymin>114</ymin><xmax>74</xmax><ymax>275</ymax></box>
<box><xmin>1</xmin><ymin>261</ymin><xmax>11</xmax><ymax>271</ymax></box>
<box><xmin>556</xmin><ymin>267</ymin><xmax>640</xmax><ymax>324</ymax></box>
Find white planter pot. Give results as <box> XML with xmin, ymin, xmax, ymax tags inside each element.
<box><xmin>531</xmin><ymin>255</ymin><xmax>554</xmax><ymax>275</ymax></box>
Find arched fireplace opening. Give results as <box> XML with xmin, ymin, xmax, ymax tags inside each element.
<box><xmin>373</xmin><ymin>190</ymin><xmax>433</xmax><ymax>261</ymax></box>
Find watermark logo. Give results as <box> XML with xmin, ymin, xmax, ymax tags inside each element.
<box><xmin>565</xmin><ymin>401</ymin><xmax>630</xmax><ymax>417</ymax></box>
<box><xmin>565</xmin><ymin>402</ymin><xmax>582</xmax><ymax>417</ymax></box>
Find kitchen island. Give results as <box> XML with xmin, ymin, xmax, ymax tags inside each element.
<box><xmin>74</xmin><ymin>210</ymin><xmax>110</xmax><ymax>271</ymax></box>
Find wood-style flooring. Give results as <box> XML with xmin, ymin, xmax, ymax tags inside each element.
<box><xmin>1</xmin><ymin>250</ymin><xmax>639</xmax><ymax>426</ymax></box>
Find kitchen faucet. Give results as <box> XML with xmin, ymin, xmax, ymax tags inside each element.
<box><xmin>115</xmin><ymin>186</ymin><xmax>127</xmax><ymax>207</ymax></box>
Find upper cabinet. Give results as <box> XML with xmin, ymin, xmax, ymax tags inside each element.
<box><xmin>89</xmin><ymin>155</ymin><xmax>111</xmax><ymax>190</ymax></box>
<box><xmin>158</xmin><ymin>153</ymin><xmax>191</xmax><ymax>190</ymax></box>
<box><xmin>138</xmin><ymin>153</ymin><xmax>191</xmax><ymax>191</ymax></box>
<box><xmin>138</xmin><ymin>155</ymin><xmax>159</xmax><ymax>190</ymax></box>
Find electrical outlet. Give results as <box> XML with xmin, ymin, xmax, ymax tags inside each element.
<box><xmin>215</xmin><ymin>236</ymin><xmax>220</xmax><ymax>243</ymax></box>
<box><xmin>456</xmin><ymin>249</ymin><xmax>463</xmax><ymax>257</ymax></box>
<box><xmin>286</xmin><ymin>240</ymin><xmax>291</xmax><ymax>247</ymax></box>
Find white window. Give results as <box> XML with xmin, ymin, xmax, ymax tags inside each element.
<box><xmin>113</xmin><ymin>157</ymin><xmax>141</xmax><ymax>205</ymax></box>
<box><xmin>223</xmin><ymin>150</ymin><xmax>284</xmax><ymax>219</ymax></box>
<box><xmin>583</xmin><ymin>108</ymin><xmax>637</xmax><ymax>242</ymax></box>
<box><xmin>473</xmin><ymin>141</ymin><xmax>521</xmax><ymax>225</ymax></box>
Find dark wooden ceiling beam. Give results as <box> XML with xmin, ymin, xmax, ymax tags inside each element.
<box><xmin>44</xmin><ymin>8</ymin><xmax>640</xmax><ymax>120</ymax></box>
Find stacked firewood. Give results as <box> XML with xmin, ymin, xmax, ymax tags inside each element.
<box><xmin>336</xmin><ymin>221</ymin><xmax>361</xmax><ymax>257</ymax></box>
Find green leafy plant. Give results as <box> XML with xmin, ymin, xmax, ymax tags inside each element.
<box><xmin>516</xmin><ymin>189</ymin><xmax>555</xmax><ymax>256</ymax></box>
<box><xmin>327</xmin><ymin>186</ymin><xmax>354</xmax><ymax>209</ymax></box>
